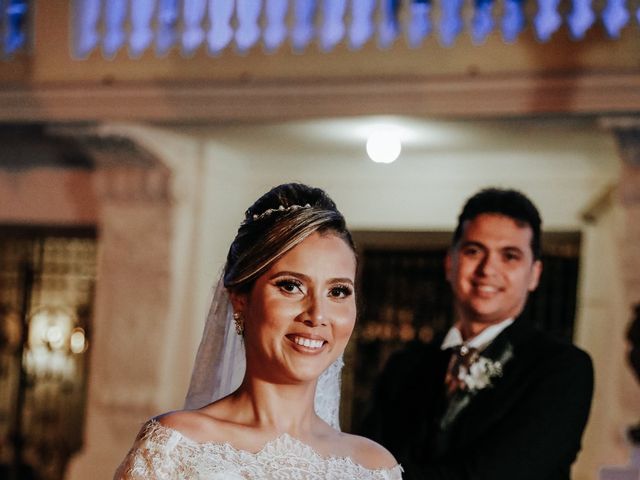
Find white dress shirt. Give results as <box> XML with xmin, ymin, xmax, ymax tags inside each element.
<box><xmin>441</xmin><ymin>318</ymin><xmax>514</xmax><ymax>352</ymax></box>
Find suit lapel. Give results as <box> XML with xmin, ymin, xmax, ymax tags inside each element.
<box><xmin>411</xmin><ymin>339</ymin><xmax>451</xmax><ymax>459</ymax></box>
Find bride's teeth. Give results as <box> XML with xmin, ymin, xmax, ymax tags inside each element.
<box><xmin>293</xmin><ymin>336</ymin><xmax>323</xmax><ymax>349</ymax></box>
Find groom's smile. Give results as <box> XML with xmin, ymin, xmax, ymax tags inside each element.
<box><xmin>473</xmin><ymin>283</ymin><xmax>502</xmax><ymax>296</ymax></box>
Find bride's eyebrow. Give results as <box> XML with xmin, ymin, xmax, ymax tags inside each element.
<box><xmin>269</xmin><ymin>271</ymin><xmax>309</xmax><ymax>281</ymax></box>
<box><xmin>268</xmin><ymin>271</ymin><xmax>354</xmax><ymax>286</ymax></box>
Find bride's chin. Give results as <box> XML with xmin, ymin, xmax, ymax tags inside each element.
<box><xmin>288</xmin><ymin>365</ymin><xmax>328</xmax><ymax>382</ymax></box>
<box><xmin>283</xmin><ymin>361</ymin><xmax>335</xmax><ymax>383</ymax></box>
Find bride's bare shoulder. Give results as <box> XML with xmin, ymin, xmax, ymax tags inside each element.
<box><xmin>337</xmin><ymin>432</ymin><xmax>398</xmax><ymax>470</ymax></box>
<box><xmin>157</xmin><ymin>409</ymin><xmax>206</xmax><ymax>429</ymax></box>
<box><xmin>156</xmin><ymin>407</ymin><xmax>228</xmax><ymax>444</ymax></box>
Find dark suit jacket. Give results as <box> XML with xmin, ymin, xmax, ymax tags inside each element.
<box><xmin>359</xmin><ymin>319</ymin><xmax>594</xmax><ymax>480</ymax></box>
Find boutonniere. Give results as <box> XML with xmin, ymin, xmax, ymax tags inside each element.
<box><xmin>440</xmin><ymin>343</ymin><xmax>514</xmax><ymax>429</ymax></box>
<box><xmin>457</xmin><ymin>354</ymin><xmax>505</xmax><ymax>393</ymax></box>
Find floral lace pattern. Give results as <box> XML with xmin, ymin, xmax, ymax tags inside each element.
<box><xmin>115</xmin><ymin>421</ymin><xmax>403</xmax><ymax>480</ymax></box>
<box><xmin>314</xmin><ymin>355</ymin><xmax>344</xmax><ymax>429</ymax></box>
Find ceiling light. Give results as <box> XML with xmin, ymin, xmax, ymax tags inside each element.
<box><xmin>366</xmin><ymin>130</ymin><xmax>401</xmax><ymax>163</ymax></box>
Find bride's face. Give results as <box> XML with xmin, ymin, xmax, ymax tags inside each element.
<box><xmin>233</xmin><ymin>231</ymin><xmax>357</xmax><ymax>384</ymax></box>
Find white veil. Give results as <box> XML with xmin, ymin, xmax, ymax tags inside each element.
<box><xmin>184</xmin><ymin>274</ymin><xmax>344</xmax><ymax>430</ymax></box>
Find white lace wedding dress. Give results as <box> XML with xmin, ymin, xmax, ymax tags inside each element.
<box><xmin>114</xmin><ymin>420</ymin><xmax>403</xmax><ymax>480</ymax></box>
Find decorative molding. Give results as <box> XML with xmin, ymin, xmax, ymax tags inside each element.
<box><xmin>1</xmin><ymin>71</ymin><xmax>639</xmax><ymax>122</ymax></box>
<box><xmin>581</xmin><ymin>184</ymin><xmax>617</xmax><ymax>223</ymax></box>
<box><xmin>48</xmin><ymin>127</ymin><xmax>172</xmax><ymax>202</ymax></box>
<box><xmin>75</xmin><ymin>134</ymin><xmax>159</xmax><ymax>168</ymax></box>
<box><xmin>601</xmin><ymin>116</ymin><xmax>640</xmax><ymax>158</ymax></box>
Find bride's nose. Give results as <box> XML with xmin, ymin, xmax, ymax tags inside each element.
<box><xmin>301</xmin><ymin>293</ymin><xmax>327</xmax><ymax>327</ymax></box>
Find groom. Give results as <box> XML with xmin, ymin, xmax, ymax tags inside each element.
<box><xmin>360</xmin><ymin>188</ymin><xmax>594</xmax><ymax>480</ymax></box>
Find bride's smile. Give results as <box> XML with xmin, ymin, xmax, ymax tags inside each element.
<box><xmin>286</xmin><ymin>333</ymin><xmax>327</xmax><ymax>351</ymax></box>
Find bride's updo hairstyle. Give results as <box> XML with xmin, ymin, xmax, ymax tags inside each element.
<box><xmin>223</xmin><ymin>183</ymin><xmax>355</xmax><ymax>293</ymax></box>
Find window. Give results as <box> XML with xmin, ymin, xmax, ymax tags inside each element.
<box><xmin>0</xmin><ymin>227</ymin><xmax>96</xmax><ymax>480</ymax></box>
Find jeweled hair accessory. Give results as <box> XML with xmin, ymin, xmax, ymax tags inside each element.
<box><xmin>249</xmin><ymin>203</ymin><xmax>312</xmax><ymax>222</ymax></box>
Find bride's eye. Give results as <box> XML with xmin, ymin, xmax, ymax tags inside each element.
<box><xmin>329</xmin><ymin>284</ymin><xmax>353</xmax><ymax>299</ymax></box>
<box><xmin>275</xmin><ymin>278</ymin><xmax>304</xmax><ymax>295</ymax></box>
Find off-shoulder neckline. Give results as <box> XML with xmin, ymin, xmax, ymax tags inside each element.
<box><xmin>145</xmin><ymin>419</ymin><xmax>402</xmax><ymax>475</ymax></box>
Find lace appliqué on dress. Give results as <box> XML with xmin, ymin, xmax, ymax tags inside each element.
<box><xmin>115</xmin><ymin>421</ymin><xmax>403</xmax><ymax>480</ymax></box>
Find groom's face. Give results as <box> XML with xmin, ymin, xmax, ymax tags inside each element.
<box><xmin>446</xmin><ymin>213</ymin><xmax>542</xmax><ymax>329</ymax></box>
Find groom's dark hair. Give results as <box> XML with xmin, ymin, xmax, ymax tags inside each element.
<box><xmin>452</xmin><ymin>188</ymin><xmax>542</xmax><ymax>260</ymax></box>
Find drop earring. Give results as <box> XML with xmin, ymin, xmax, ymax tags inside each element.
<box><xmin>233</xmin><ymin>312</ymin><xmax>244</xmax><ymax>336</ymax></box>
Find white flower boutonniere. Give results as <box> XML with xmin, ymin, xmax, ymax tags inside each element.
<box><xmin>457</xmin><ymin>355</ymin><xmax>504</xmax><ymax>392</ymax></box>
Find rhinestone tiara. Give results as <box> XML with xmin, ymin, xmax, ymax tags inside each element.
<box><xmin>249</xmin><ymin>203</ymin><xmax>312</xmax><ymax>222</ymax></box>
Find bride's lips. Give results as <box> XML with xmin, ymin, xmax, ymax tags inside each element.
<box><xmin>285</xmin><ymin>333</ymin><xmax>328</xmax><ymax>353</ymax></box>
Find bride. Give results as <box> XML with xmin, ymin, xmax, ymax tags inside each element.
<box><xmin>115</xmin><ymin>183</ymin><xmax>402</xmax><ymax>479</ymax></box>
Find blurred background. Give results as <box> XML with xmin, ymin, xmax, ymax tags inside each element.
<box><xmin>0</xmin><ymin>1</ymin><xmax>639</xmax><ymax>479</ymax></box>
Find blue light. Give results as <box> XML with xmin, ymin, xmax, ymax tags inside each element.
<box><xmin>103</xmin><ymin>0</ymin><xmax>127</xmax><ymax>58</ymax></box>
<box><xmin>320</xmin><ymin>0</ymin><xmax>346</xmax><ymax>52</ymax></box>
<box><xmin>407</xmin><ymin>1</ymin><xmax>432</xmax><ymax>48</ymax></box>
<box><xmin>264</xmin><ymin>0</ymin><xmax>288</xmax><ymax>52</ymax></box>
<box><xmin>379</xmin><ymin>0</ymin><xmax>401</xmax><ymax>49</ymax></box>
<box><xmin>534</xmin><ymin>0</ymin><xmax>562</xmax><ymax>42</ymax></box>
<box><xmin>568</xmin><ymin>0</ymin><xmax>595</xmax><ymax>39</ymax></box>
<box><xmin>156</xmin><ymin>0</ymin><xmax>179</xmax><ymax>56</ymax></box>
<box><xmin>291</xmin><ymin>0</ymin><xmax>316</xmax><ymax>52</ymax></box>
<box><xmin>439</xmin><ymin>0</ymin><xmax>463</xmax><ymax>47</ymax></box>
<box><xmin>4</xmin><ymin>0</ymin><xmax>27</xmax><ymax>55</ymax></box>
<box><xmin>182</xmin><ymin>0</ymin><xmax>206</xmax><ymax>55</ymax></box>
<box><xmin>235</xmin><ymin>0</ymin><xmax>262</xmax><ymax>53</ymax></box>
<box><xmin>349</xmin><ymin>0</ymin><xmax>375</xmax><ymax>50</ymax></box>
<box><xmin>207</xmin><ymin>0</ymin><xmax>234</xmax><ymax>55</ymax></box>
<box><xmin>602</xmin><ymin>0</ymin><xmax>629</xmax><ymax>38</ymax></box>
<box><xmin>501</xmin><ymin>0</ymin><xmax>525</xmax><ymax>43</ymax></box>
<box><xmin>72</xmin><ymin>0</ymin><xmax>100</xmax><ymax>58</ymax></box>
<box><xmin>130</xmin><ymin>0</ymin><xmax>154</xmax><ymax>57</ymax></box>
<box><xmin>472</xmin><ymin>0</ymin><xmax>495</xmax><ymax>45</ymax></box>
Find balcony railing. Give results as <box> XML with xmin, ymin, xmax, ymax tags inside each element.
<box><xmin>71</xmin><ymin>0</ymin><xmax>639</xmax><ymax>59</ymax></box>
<box><xmin>1</xmin><ymin>1</ymin><xmax>636</xmax><ymax>60</ymax></box>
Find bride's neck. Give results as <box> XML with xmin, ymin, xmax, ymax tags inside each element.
<box><xmin>232</xmin><ymin>377</ymin><xmax>319</xmax><ymax>434</ymax></box>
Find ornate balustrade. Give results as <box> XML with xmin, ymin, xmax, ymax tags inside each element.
<box><xmin>3</xmin><ymin>1</ymin><xmax>638</xmax><ymax>59</ymax></box>
<box><xmin>70</xmin><ymin>0</ymin><xmax>639</xmax><ymax>58</ymax></box>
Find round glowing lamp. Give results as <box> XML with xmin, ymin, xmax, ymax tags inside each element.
<box><xmin>366</xmin><ymin>131</ymin><xmax>402</xmax><ymax>164</ymax></box>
